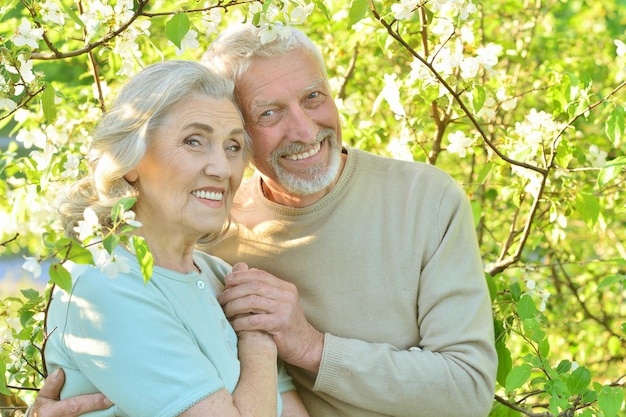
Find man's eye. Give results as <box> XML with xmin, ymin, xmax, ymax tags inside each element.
<box><xmin>308</xmin><ymin>91</ymin><xmax>320</xmax><ymax>99</ymax></box>
<box><xmin>260</xmin><ymin>109</ymin><xmax>274</xmax><ymax>118</ymax></box>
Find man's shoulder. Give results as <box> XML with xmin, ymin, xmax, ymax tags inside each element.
<box><xmin>350</xmin><ymin>147</ymin><xmax>454</xmax><ymax>184</ymax></box>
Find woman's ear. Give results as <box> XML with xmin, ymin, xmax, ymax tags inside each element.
<box><xmin>124</xmin><ymin>169</ymin><xmax>139</xmax><ymax>183</ymax></box>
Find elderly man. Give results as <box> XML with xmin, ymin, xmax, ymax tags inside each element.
<box><xmin>30</xmin><ymin>24</ymin><xmax>496</xmax><ymax>417</ymax></box>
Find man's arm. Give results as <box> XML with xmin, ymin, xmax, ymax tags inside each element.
<box><xmin>27</xmin><ymin>369</ymin><xmax>113</xmax><ymax>417</ymax></box>
<box><xmin>218</xmin><ymin>185</ymin><xmax>497</xmax><ymax>417</ymax></box>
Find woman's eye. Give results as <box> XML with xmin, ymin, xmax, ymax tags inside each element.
<box><xmin>226</xmin><ymin>143</ymin><xmax>241</xmax><ymax>152</ymax></box>
<box><xmin>184</xmin><ymin>137</ymin><xmax>201</xmax><ymax>146</ymax></box>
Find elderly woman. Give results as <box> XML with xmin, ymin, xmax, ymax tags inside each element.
<box><xmin>44</xmin><ymin>60</ymin><xmax>308</xmax><ymax>417</ymax></box>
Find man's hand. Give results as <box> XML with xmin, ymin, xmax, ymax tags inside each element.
<box><xmin>30</xmin><ymin>369</ymin><xmax>113</xmax><ymax>417</ymax></box>
<box><xmin>218</xmin><ymin>263</ymin><xmax>324</xmax><ymax>373</ymax></box>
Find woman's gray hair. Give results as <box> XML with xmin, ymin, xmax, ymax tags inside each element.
<box><xmin>60</xmin><ymin>60</ymin><xmax>250</xmax><ymax>243</ymax></box>
<box><xmin>202</xmin><ymin>23</ymin><xmax>328</xmax><ymax>85</ymax></box>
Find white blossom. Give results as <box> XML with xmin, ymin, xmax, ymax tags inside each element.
<box><xmin>61</xmin><ymin>154</ymin><xmax>80</xmax><ymax>179</ymax></box>
<box><xmin>391</xmin><ymin>0</ymin><xmax>419</xmax><ymax>21</ymax></box>
<box><xmin>74</xmin><ymin>207</ymin><xmax>102</xmax><ymax>242</ymax></box>
<box><xmin>289</xmin><ymin>4</ymin><xmax>314</xmax><ymax>24</ymax></box>
<box><xmin>100</xmin><ymin>254</ymin><xmax>131</xmax><ymax>279</ymax></box>
<box><xmin>122</xmin><ymin>210</ymin><xmax>142</xmax><ymax>228</ymax></box>
<box><xmin>447</xmin><ymin>131</ymin><xmax>474</xmax><ymax>157</ymax></box>
<box><xmin>497</xmin><ymin>88</ymin><xmax>518</xmax><ymax>111</ymax></box>
<box><xmin>40</xmin><ymin>1</ymin><xmax>67</xmax><ymax>25</ymax></box>
<box><xmin>12</xmin><ymin>19</ymin><xmax>44</xmax><ymax>49</ymax></box>
<box><xmin>615</xmin><ymin>39</ymin><xmax>626</xmax><ymax>57</ymax></box>
<box><xmin>16</xmin><ymin>127</ymin><xmax>47</xmax><ymax>149</ymax></box>
<box><xmin>588</xmin><ymin>145</ymin><xmax>607</xmax><ymax>167</ymax></box>
<box><xmin>22</xmin><ymin>256</ymin><xmax>42</xmax><ymax>279</ymax></box>
<box><xmin>475</xmin><ymin>43</ymin><xmax>503</xmax><ymax>71</ymax></box>
<box><xmin>200</xmin><ymin>7</ymin><xmax>222</xmax><ymax>36</ymax></box>
<box><xmin>373</xmin><ymin>73</ymin><xmax>406</xmax><ymax>117</ymax></box>
<box><xmin>0</xmin><ymin>97</ymin><xmax>16</xmax><ymax>111</ymax></box>
<box><xmin>173</xmin><ymin>30</ymin><xmax>200</xmax><ymax>55</ymax></box>
<box><xmin>460</xmin><ymin>56</ymin><xmax>480</xmax><ymax>79</ymax></box>
<box><xmin>387</xmin><ymin>126</ymin><xmax>414</xmax><ymax>161</ymax></box>
<box><xmin>258</xmin><ymin>24</ymin><xmax>291</xmax><ymax>44</ymax></box>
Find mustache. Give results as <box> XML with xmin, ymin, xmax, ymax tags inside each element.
<box><xmin>272</xmin><ymin>128</ymin><xmax>336</xmax><ymax>157</ymax></box>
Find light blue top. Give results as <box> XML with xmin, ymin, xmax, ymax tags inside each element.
<box><xmin>45</xmin><ymin>247</ymin><xmax>293</xmax><ymax>417</ymax></box>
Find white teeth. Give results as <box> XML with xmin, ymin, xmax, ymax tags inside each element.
<box><xmin>192</xmin><ymin>190</ymin><xmax>224</xmax><ymax>201</ymax></box>
<box><xmin>285</xmin><ymin>142</ymin><xmax>321</xmax><ymax>161</ymax></box>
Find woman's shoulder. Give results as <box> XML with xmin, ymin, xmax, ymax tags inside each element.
<box><xmin>193</xmin><ymin>250</ymin><xmax>232</xmax><ymax>275</ymax></box>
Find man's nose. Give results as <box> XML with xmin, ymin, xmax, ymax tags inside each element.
<box><xmin>285</xmin><ymin>106</ymin><xmax>317</xmax><ymax>143</ymax></box>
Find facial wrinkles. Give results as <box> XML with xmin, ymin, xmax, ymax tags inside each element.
<box><xmin>267</xmin><ymin>128</ymin><xmax>342</xmax><ymax>195</ymax></box>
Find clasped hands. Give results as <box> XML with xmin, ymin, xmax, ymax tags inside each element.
<box><xmin>218</xmin><ymin>263</ymin><xmax>324</xmax><ymax>373</ymax></box>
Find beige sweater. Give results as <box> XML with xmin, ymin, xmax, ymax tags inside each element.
<box><xmin>208</xmin><ymin>148</ymin><xmax>497</xmax><ymax>417</ymax></box>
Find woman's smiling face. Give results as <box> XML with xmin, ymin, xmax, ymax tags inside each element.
<box><xmin>128</xmin><ymin>95</ymin><xmax>246</xmax><ymax>241</ymax></box>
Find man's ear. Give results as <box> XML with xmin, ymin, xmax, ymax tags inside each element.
<box><xmin>125</xmin><ymin>169</ymin><xmax>138</xmax><ymax>183</ymax></box>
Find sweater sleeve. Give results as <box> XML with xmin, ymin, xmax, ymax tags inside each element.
<box><xmin>312</xmin><ymin>180</ymin><xmax>497</xmax><ymax>417</ymax></box>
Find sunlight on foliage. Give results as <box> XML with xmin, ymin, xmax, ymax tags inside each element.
<box><xmin>1</xmin><ymin>0</ymin><xmax>624</xmax><ymax>415</ymax></box>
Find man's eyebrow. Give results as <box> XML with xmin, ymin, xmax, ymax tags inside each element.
<box><xmin>306</xmin><ymin>79</ymin><xmax>326</xmax><ymax>92</ymax></box>
<box><xmin>250</xmin><ymin>79</ymin><xmax>328</xmax><ymax>111</ymax></box>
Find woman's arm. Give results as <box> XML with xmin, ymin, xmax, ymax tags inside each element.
<box><xmin>181</xmin><ymin>331</ymin><xmax>278</xmax><ymax>417</ymax></box>
<box><xmin>280</xmin><ymin>391</ymin><xmax>310</xmax><ymax>417</ymax></box>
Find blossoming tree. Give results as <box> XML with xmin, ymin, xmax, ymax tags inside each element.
<box><xmin>1</xmin><ymin>0</ymin><xmax>625</xmax><ymax>416</ymax></box>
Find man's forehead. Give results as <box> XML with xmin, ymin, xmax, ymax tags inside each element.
<box><xmin>248</xmin><ymin>78</ymin><xmax>327</xmax><ymax>107</ymax></box>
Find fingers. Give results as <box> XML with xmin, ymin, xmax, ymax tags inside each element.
<box><xmin>37</xmin><ymin>369</ymin><xmax>65</xmax><ymax>401</ymax></box>
<box><xmin>32</xmin><ymin>369</ymin><xmax>113</xmax><ymax>417</ymax></box>
<box><xmin>231</xmin><ymin>262</ymin><xmax>249</xmax><ymax>273</ymax></box>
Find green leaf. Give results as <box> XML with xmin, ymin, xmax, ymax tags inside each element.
<box><xmin>476</xmin><ymin>162</ymin><xmax>493</xmax><ymax>184</ymax></box>
<box><xmin>575</xmin><ymin>191</ymin><xmax>600</xmax><ymax>228</ymax></box>
<box><xmin>49</xmin><ymin>263</ymin><xmax>72</xmax><ymax>293</ymax></box>
<box><xmin>554</xmin><ymin>138</ymin><xmax>573</xmax><ymax>168</ymax></box>
<box><xmin>262</xmin><ymin>0</ymin><xmax>275</xmax><ymax>14</ymax></box>
<box><xmin>41</xmin><ymin>83</ymin><xmax>57</xmax><ymax>123</ymax></box>
<box><xmin>133</xmin><ymin>236</ymin><xmax>153</xmax><ymax>283</ymax></box>
<box><xmin>556</xmin><ymin>360</ymin><xmax>571</xmax><ymax>374</ymax></box>
<box><xmin>495</xmin><ymin>338</ymin><xmax>512</xmax><ymax>387</ymax></box>
<box><xmin>0</xmin><ymin>360</ymin><xmax>11</xmax><ymax>396</ymax></box>
<box><xmin>312</xmin><ymin>0</ymin><xmax>331</xmax><ymax>21</ymax></box>
<box><xmin>517</xmin><ymin>295</ymin><xmax>537</xmax><ymax>320</ymax></box>
<box><xmin>598</xmin><ymin>274</ymin><xmax>625</xmax><ymax>290</ymax></box>
<box><xmin>66</xmin><ymin>241</ymin><xmax>95</xmax><ymax>264</ymax></box>
<box><xmin>165</xmin><ymin>13</ymin><xmax>190</xmax><ymax>49</ymax></box>
<box><xmin>59</xmin><ymin>1</ymin><xmax>85</xmax><ymax>28</ymax></box>
<box><xmin>103</xmin><ymin>234</ymin><xmax>121</xmax><ymax>254</ymax></box>
<box><xmin>19</xmin><ymin>310</ymin><xmax>35</xmax><ymax>328</ymax></box>
<box><xmin>597</xmin><ymin>385</ymin><xmax>624</xmax><ymax>417</ymax></box>
<box><xmin>567</xmin><ymin>366</ymin><xmax>591</xmax><ymax>394</ymax></box>
<box><xmin>597</xmin><ymin>156</ymin><xmax>626</xmax><ymax>188</ymax></box>
<box><xmin>509</xmin><ymin>282</ymin><xmax>522</xmax><ymax>301</ymax></box>
<box><xmin>472</xmin><ymin>84</ymin><xmax>486</xmax><ymax>113</ymax></box>
<box><xmin>20</xmin><ymin>288</ymin><xmax>39</xmax><ymax>299</ymax></box>
<box><xmin>538</xmin><ymin>337</ymin><xmax>550</xmax><ymax>358</ymax></box>
<box><xmin>348</xmin><ymin>0</ymin><xmax>369</xmax><ymax>27</ymax></box>
<box><xmin>111</xmin><ymin>197</ymin><xmax>137</xmax><ymax>223</ymax></box>
<box><xmin>605</xmin><ymin>105</ymin><xmax>625</xmax><ymax>146</ymax></box>
<box><xmin>471</xmin><ymin>200</ymin><xmax>482</xmax><ymax>228</ymax></box>
<box><xmin>505</xmin><ymin>363</ymin><xmax>532</xmax><ymax>392</ymax></box>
